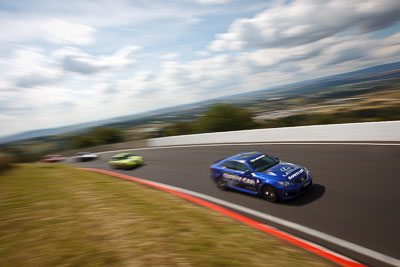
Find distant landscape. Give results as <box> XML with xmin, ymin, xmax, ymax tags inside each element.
<box><xmin>1</xmin><ymin>61</ymin><xmax>399</xmax><ymax>162</ymax></box>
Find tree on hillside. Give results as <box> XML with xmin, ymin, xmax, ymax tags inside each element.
<box><xmin>196</xmin><ymin>103</ymin><xmax>258</xmax><ymax>133</ymax></box>
<box><xmin>72</xmin><ymin>136</ymin><xmax>97</xmax><ymax>149</ymax></box>
<box><xmin>72</xmin><ymin>128</ymin><xmax>125</xmax><ymax>149</ymax></box>
<box><xmin>92</xmin><ymin>128</ymin><xmax>124</xmax><ymax>144</ymax></box>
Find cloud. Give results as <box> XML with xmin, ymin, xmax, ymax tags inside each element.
<box><xmin>162</xmin><ymin>53</ymin><xmax>180</xmax><ymax>60</ymax></box>
<box><xmin>115</xmin><ymin>71</ymin><xmax>159</xmax><ymax>98</ymax></box>
<box><xmin>15</xmin><ymin>74</ymin><xmax>55</xmax><ymax>88</ymax></box>
<box><xmin>55</xmin><ymin>46</ymin><xmax>141</xmax><ymax>74</ymax></box>
<box><xmin>41</xmin><ymin>19</ymin><xmax>95</xmax><ymax>45</ymax></box>
<box><xmin>325</xmin><ymin>45</ymin><xmax>367</xmax><ymax>66</ymax></box>
<box><xmin>0</xmin><ymin>14</ymin><xmax>43</xmax><ymax>43</ymax></box>
<box><xmin>6</xmin><ymin>48</ymin><xmax>61</xmax><ymax>88</ymax></box>
<box><xmin>0</xmin><ymin>45</ymin><xmax>145</xmax><ymax>115</ymax></box>
<box><xmin>104</xmin><ymin>29</ymin><xmax>400</xmax><ymax>107</ymax></box>
<box><xmin>119</xmin><ymin>54</ymin><xmax>243</xmax><ymax>100</ymax></box>
<box><xmin>209</xmin><ymin>0</ymin><xmax>400</xmax><ymax>51</ymax></box>
<box><xmin>194</xmin><ymin>0</ymin><xmax>232</xmax><ymax>4</ymax></box>
<box><xmin>61</xmin><ymin>56</ymin><xmax>106</xmax><ymax>74</ymax></box>
<box><xmin>238</xmin><ymin>43</ymin><xmax>323</xmax><ymax>72</ymax></box>
<box><xmin>0</xmin><ymin>14</ymin><xmax>96</xmax><ymax>45</ymax></box>
<box><xmin>371</xmin><ymin>32</ymin><xmax>400</xmax><ymax>58</ymax></box>
<box><xmin>155</xmin><ymin>31</ymin><xmax>400</xmax><ymax>100</ymax></box>
<box><xmin>187</xmin><ymin>17</ymin><xmax>203</xmax><ymax>24</ymax></box>
<box><xmin>196</xmin><ymin>50</ymin><xmax>211</xmax><ymax>57</ymax></box>
<box><xmin>1</xmin><ymin>0</ymin><xmax>400</xmax><ymax>138</ymax></box>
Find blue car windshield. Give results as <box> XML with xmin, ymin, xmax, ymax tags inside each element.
<box><xmin>248</xmin><ymin>154</ymin><xmax>279</xmax><ymax>172</ymax></box>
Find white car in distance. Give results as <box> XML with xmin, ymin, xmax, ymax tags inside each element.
<box><xmin>74</xmin><ymin>152</ymin><xmax>99</xmax><ymax>162</ymax></box>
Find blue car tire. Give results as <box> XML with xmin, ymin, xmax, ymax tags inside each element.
<box><xmin>261</xmin><ymin>185</ymin><xmax>278</xmax><ymax>202</ymax></box>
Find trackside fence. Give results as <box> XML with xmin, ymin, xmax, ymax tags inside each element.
<box><xmin>148</xmin><ymin>121</ymin><xmax>400</xmax><ymax>146</ymax></box>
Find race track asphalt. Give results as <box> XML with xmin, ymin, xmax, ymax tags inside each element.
<box><xmin>66</xmin><ymin>143</ymin><xmax>400</xmax><ymax>267</ymax></box>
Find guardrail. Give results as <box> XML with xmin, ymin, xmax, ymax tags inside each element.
<box><xmin>149</xmin><ymin>121</ymin><xmax>400</xmax><ymax>146</ymax></box>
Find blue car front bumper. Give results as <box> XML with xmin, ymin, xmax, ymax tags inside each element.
<box><xmin>275</xmin><ymin>173</ymin><xmax>313</xmax><ymax>200</ymax></box>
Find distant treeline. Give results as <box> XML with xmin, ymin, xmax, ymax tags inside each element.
<box><xmin>72</xmin><ymin>128</ymin><xmax>124</xmax><ymax>149</ymax></box>
<box><xmin>1</xmin><ymin>127</ymin><xmax>125</xmax><ymax>163</ymax></box>
<box><xmin>262</xmin><ymin>105</ymin><xmax>400</xmax><ymax>128</ymax></box>
<box><xmin>161</xmin><ymin>104</ymin><xmax>259</xmax><ymax>136</ymax></box>
<box><xmin>161</xmin><ymin>104</ymin><xmax>400</xmax><ymax>137</ymax></box>
<box><xmin>3</xmin><ymin>103</ymin><xmax>399</xmax><ymax>163</ymax></box>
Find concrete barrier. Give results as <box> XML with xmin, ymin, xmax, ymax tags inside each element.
<box><xmin>149</xmin><ymin>121</ymin><xmax>400</xmax><ymax>146</ymax></box>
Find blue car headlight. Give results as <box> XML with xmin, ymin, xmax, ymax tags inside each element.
<box><xmin>277</xmin><ymin>181</ymin><xmax>294</xmax><ymax>186</ymax></box>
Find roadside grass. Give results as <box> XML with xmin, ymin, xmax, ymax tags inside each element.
<box><xmin>0</xmin><ymin>164</ymin><xmax>335</xmax><ymax>266</ymax></box>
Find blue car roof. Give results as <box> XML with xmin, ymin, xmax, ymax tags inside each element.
<box><xmin>226</xmin><ymin>151</ymin><xmax>264</xmax><ymax>162</ymax></box>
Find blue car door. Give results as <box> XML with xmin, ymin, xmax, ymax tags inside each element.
<box><xmin>233</xmin><ymin>161</ymin><xmax>258</xmax><ymax>192</ymax></box>
<box><xmin>221</xmin><ymin>161</ymin><xmax>244</xmax><ymax>188</ymax></box>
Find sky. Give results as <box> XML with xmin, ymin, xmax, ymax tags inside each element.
<box><xmin>1</xmin><ymin>0</ymin><xmax>400</xmax><ymax>138</ymax></box>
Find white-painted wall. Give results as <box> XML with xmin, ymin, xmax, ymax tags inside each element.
<box><xmin>148</xmin><ymin>121</ymin><xmax>400</xmax><ymax>146</ymax></box>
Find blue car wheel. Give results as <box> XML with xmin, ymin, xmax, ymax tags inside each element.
<box><xmin>261</xmin><ymin>185</ymin><xmax>278</xmax><ymax>202</ymax></box>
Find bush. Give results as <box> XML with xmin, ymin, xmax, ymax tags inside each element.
<box><xmin>0</xmin><ymin>153</ymin><xmax>14</xmax><ymax>170</ymax></box>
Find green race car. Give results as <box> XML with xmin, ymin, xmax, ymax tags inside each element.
<box><xmin>108</xmin><ymin>153</ymin><xmax>144</xmax><ymax>169</ymax></box>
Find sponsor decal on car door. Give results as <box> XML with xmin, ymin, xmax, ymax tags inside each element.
<box><xmin>239</xmin><ymin>173</ymin><xmax>258</xmax><ymax>191</ymax></box>
<box><xmin>222</xmin><ymin>171</ymin><xmax>242</xmax><ymax>187</ymax></box>
<box><xmin>235</xmin><ymin>162</ymin><xmax>258</xmax><ymax>191</ymax></box>
<box><xmin>221</xmin><ymin>162</ymin><xmax>258</xmax><ymax>191</ymax></box>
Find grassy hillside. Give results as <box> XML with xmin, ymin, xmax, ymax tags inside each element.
<box><xmin>0</xmin><ymin>164</ymin><xmax>334</xmax><ymax>266</ymax></box>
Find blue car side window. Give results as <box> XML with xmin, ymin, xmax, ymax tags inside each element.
<box><xmin>234</xmin><ymin>162</ymin><xmax>250</xmax><ymax>172</ymax></box>
<box><xmin>222</xmin><ymin>161</ymin><xmax>236</xmax><ymax>170</ymax></box>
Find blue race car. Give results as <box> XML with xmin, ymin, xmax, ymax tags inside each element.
<box><xmin>210</xmin><ymin>152</ymin><xmax>312</xmax><ymax>202</ymax></box>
